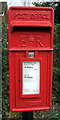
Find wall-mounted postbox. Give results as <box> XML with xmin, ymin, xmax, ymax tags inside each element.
<box><xmin>8</xmin><ymin>7</ymin><xmax>54</xmax><ymax>111</ymax></box>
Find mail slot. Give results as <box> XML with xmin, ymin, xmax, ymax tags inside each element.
<box><xmin>8</xmin><ymin>7</ymin><xmax>54</xmax><ymax>111</ymax></box>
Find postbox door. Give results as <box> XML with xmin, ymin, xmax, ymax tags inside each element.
<box><xmin>9</xmin><ymin>51</ymin><xmax>53</xmax><ymax>110</ymax></box>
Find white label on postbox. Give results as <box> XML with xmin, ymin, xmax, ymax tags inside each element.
<box><xmin>23</xmin><ymin>62</ymin><xmax>40</xmax><ymax>95</ymax></box>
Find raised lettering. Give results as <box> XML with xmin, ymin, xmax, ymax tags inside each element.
<box><xmin>20</xmin><ymin>36</ymin><xmax>27</xmax><ymax>47</ymax></box>
<box><xmin>29</xmin><ymin>36</ymin><xmax>35</xmax><ymax>46</ymax></box>
<box><xmin>46</xmin><ymin>13</ymin><xmax>50</xmax><ymax>19</ymax></box>
<box><xmin>13</xmin><ymin>12</ymin><xmax>50</xmax><ymax>20</ymax></box>
<box><xmin>36</xmin><ymin>36</ymin><xmax>44</xmax><ymax>47</ymax></box>
<box><xmin>19</xmin><ymin>35</ymin><xmax>44</xmax><ymax>47</ymax></box>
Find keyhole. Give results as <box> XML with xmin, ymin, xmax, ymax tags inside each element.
<box><xmin>18</xmin><ymin>80</ymin><xmax>20</xmax><ymax>82</ymax></box>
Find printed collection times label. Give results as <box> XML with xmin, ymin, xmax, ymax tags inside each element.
<box><xmin>23</xmin><ymin>62</ymin><xmax>40</xmax><ymax>95</ymax></box>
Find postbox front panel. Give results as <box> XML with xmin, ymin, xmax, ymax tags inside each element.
<box><xmin>8</xmin><ymin>7</ymin><xmax>54</xmax><ymax>111</ymax></box>
<box><xmin>9</xmin><ymin>51</ymin><xmax>53</xmax><ymax>111</ymax></box>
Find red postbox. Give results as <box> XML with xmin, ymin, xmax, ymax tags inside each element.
<box><xmin>8</xmin><ymin>7</ymin><xmax>54</xmax><ymax>111</ymax></box>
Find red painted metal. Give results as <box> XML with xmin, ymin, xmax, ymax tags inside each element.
<box><xmin>8</xmin><ymin>6</ymin><xmax>54</xmax><ymax>112</ymax></box>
